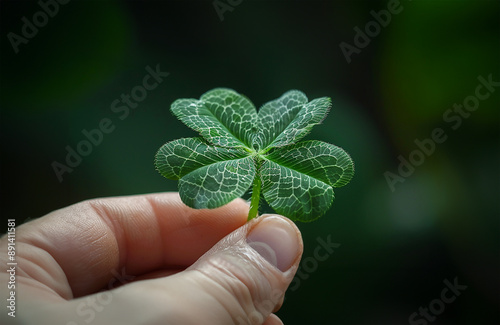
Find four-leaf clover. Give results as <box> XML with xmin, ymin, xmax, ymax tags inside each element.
<box><xmin>155</xmin><ymin>88</ymin><xmax>354</xmax><ymax>222</ymax></box>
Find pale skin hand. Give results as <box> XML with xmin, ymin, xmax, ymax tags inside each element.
<box><xmin>0</xmin><ymin>192</ymin><xmax>303</xmax><ymax>325</ymax></box>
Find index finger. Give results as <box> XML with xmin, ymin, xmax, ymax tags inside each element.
<box><xmin>11</xmin><ymin>192</ymin><xmax>249</xmax><ymax>298</ymax></box>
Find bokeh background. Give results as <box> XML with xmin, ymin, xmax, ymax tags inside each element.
<box><xmin>1</xmin><ymin>0</ymin><xmax>499</xmax><ymax>324</ymax></box>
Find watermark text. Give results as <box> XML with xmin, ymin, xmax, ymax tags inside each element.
<box><xmin>6</xmin><ymin>219</ymin><xmax>17</xmax><ymax>318</ymax></box>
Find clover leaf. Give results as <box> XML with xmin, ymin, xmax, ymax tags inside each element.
<box><xmin>155</xmin><ymin>88</ymin><xmax>354</xmax><ymax>222</ymax></box>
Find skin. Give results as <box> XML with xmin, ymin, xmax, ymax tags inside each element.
<box><xmin>0</xmin><ymin>192</ymin><xmax>303</xmax><ymax>325</ymax></box>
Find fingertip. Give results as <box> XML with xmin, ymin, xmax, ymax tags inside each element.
<box><xmin>247</xmin><ymin>214</ymin><xmax>303</xmax><ymax>272</ymax></box>
<box><xmin>263</xmin><ymin>313</ymin><xmax>284</xmax><ymax>325</ymax></box>
<box><xmin>226</xmin><ymin>196</ymin><xmax>251</xmax><ymax>213</ymax></box>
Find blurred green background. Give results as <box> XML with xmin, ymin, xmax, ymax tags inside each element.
<box><xmin>1</xmin><ymin>0</ymin><xmax>498</xmax><ymax>324</ymax></box>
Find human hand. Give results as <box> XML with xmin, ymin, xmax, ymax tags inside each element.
<box><xmin>0</xmin><ymin>192</ymin><xmax>303</xmax><ymax>325</ymax></box>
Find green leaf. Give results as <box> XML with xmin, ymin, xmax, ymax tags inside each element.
<box><xmin>155</xmin><ymin>137</ymin><xmax>255</xmax><ymax>209</ymax></box>
<box><xmin>257</xmin><ymin>90</ymin><xmax>331</xmax><ymax>149</ymax></box>
<box><xmin>260</xmin><ymin>141</ymin><xmax>354</xmax><ymax>222</ymax></box>
<box><xmin>171</xmin><ymin>88</ymin><xmax>258</xmax><ymax>148</ymax></box>
<box><xmin>264</xmin><ymin>140</ymin><xmax>354</xmax><ymax>188</ymax></box>
<box><xmin>156</xmin><ymin>88</ymin><xmax>354</xmax><ymax>222</ymax></box>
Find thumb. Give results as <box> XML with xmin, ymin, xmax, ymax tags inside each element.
<box><xmin>160</xmin><ymin>214</ymin><xmax>303</xmax><ymax>324</ymax></box>
<box><xmin>186</xmin><ymin>214</ymin><xmax>303</xmax><ymax>323</ymax></box>
<box><xmin>48</xmin><ymin>214</ymin><xmax>302</xmax><ymax>325</ymax></box>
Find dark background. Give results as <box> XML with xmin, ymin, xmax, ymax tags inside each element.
<box><xmin>1</xmin><ymin>0</ymin><xmax>499</xmax><ymax>324</ymax></box>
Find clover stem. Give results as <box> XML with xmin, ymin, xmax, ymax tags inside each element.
<box><xmin>248</xmin><ymin>172</ymin><xmax>261</xmax><ymax>221</ymax></box>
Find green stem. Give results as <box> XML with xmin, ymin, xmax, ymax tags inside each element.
<box><xmin>248</xmin><ymin>172</ymin><xmax>261</xmax><ymax>221</ymax></box>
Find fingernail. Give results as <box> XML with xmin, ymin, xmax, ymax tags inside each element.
<box><xmin>246</xmin><ymin>216</ymin><xmax>300</xmax><ymax>272</ymax></box>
